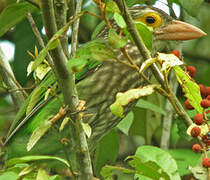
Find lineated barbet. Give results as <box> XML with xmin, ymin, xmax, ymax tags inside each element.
<box><xmin>4</xmin><ymin>6</ymin><xmax>206</xmax><ymax>158</ymax></box>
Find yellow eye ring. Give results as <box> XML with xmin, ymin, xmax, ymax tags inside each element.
<box><xmin>136</xmin><ymin>12</ymin><xmax>162</xmax><ymax>28</ymax></box>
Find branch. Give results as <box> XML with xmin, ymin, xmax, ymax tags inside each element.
<box><xmin>26</xmin><ymin>13</ymin><xmax>54</xmax><ymax>68</ymax></box>
<box><xmin>114</xmin><ymin>0</ymin><xmax>193</xmax><ymax>127</ymax></box>
<box><xmin>0</xmin><ymin>48</ymin><xmax>27</xmax><ymax>109</ymax></box>
<box><xmin>54</xmin><ymin>0</ymin><xmax>69</xmax><ymax>57</ymax></box>
<box><xmin>160</xmin><ymin>71</ymin><xmax>178</xmax><ymax>150</ymax></box>
<box><xmin>70</xmin><ymin>0</ymin><xmax>94</xmax><ymax>179</ymax></box>
<box><xmin>39</xmin><ymin>0</ymin><xmax>93</xmax><ymax>179</ymax></box>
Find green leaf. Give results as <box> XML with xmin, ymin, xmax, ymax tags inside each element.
<box><xmin>110</xmin><ymin>84</ymin><xmax>159</xmax><ymax>117</ymax></box>
<box><xmin>81</xmin><ymin>122</ymin><xmax>92</xmax><ymax>138</ymax></box>
<box><xmin>130</xmin><ymin>146</ymin><xmax>181</xmax><ymax>180</ymax></box>
<box><xmin>18</xmin><ymin>165</ymin><xmax>34</xmax><ymax>177</ymax></box>
<box><xmin>124</xmin><ymin>21</ymin><xmax>153</xmax><ymax>51</ymax></box>
<box><xmin>127</xmin><ymin>156</ymin><xmax>170</xmax><ymax>180</ymax></box>
<box><xmin>0</xmin><ymin>172</ymin><xmax>19</xmax><ymax>180</ymax></box>
<box><xmin>59</xmin><ymin>117</ymin><xmax>70</xmax><ymax>132</ymax></box>
<box><xmin>91</xmin><ymin>21</ymin><xmax>106</xmax><ymax>40</ymax></box>
<box><xmin>94</xmin><ymin>129</ymin><xmax>120</xmax><ymax>176</ymax></box>
<box><xmin>178</xmin><ymin>0</ymin><xmax>204</xmax><ymax>17</ymax></box>
<box><xmin>129</xmin><ymin>94</ymin><xmax>163</xmax><ymax>143</ymax></box>
<box><xmin>113</xmin><ymin>12</ymin><xmax>126</xmax><ymax>28</ymax></box>
<box><xmin>27</xmin><ymin>120</ymin><xmax>52</xmax><ymax>151</ymax></box>
<box><xmin>108</xmin><ymin>29</ymin><xmax>128</xmax><ymax>49</ymax></box>
<box><xmin>6</xmin><ymin>155</ymin><xmax>70</xmax><ymax>167</ymax></box>
<box><xmin>189</xmin><ymin>165</ymin><xmax>207</xmax><ymax>180</ymax></box>
<box><xmin>76</xmin><ymin>39</ymin><xmax>115</xmax><ymax>62</ymax></box>
<box><xmin>36</xmin><ymin>168</ymin><xmax>50</xmax><ymax>180</ymax></box>
<box><xmin>135</xmin><ymin>99</ymin><xmax>166</xmax><ymax>115</ymax></box>
<box><xmin>106</xmin><ymin>1</ymin><xmax>120</xmax><ymax>13</ymax></box>
<box><xmin>101</xmin><ymin>165</ymin><xmax>135</xmax><ymax>179</ymax></box>
<box><xmin>31</xmin><ymin>15</ymin><xmax>79</xmax><ymax>71</ymax></box>
<box><xmin>49</xmin><ymin>175</ymin><xmax>62</xmax><ymax>180</ymax></box>
<box><xmin>0</xmin><ymin>2</ymin><xmax>37</xmax><ymax>37</ymax></box>
<box><xmin>169</xmin><ymin>149</ymin><xmax>201</xmax><ymax>176</ymax></box>
<box><xmin>26</xmin><ymin>87</ymin><xmax>43</xmax><ymax>115</ymax></box>
<box><xmin>117</xmin><ymin>111</ymin><xmax>134</xmax><ymax>135</ymax></box>
<box><xmin>157</xmin><ymin>53</ymin><xmax>183</xmax><ymax>72</ymax></box>
<box><xmin>68</xmin><ymin>58</ymin><xmax>88</xmax><ymax>73</ymax></box>
<box><xmin>173</xmin><ymin>66</ymin><xmax>203</xmax><ymax>113</ymax></box>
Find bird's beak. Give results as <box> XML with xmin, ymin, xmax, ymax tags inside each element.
<box><xmin>154</xmin><ymin>20</ymin><xmax>207</xmax><ymax>40</ymax></box>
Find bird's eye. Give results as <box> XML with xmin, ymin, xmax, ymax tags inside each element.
<box><xmin>136</xmin><ymin>12</ymin><xmax>162</xmax><ymax>28</ymax></box>
<box><xmin>145</xmin><ymin>16</ymin><xmax>156</xmax><ymax>24</ymax></box>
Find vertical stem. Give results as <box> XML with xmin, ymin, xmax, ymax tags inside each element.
<box><xmin>40</xmin><ymin>0</ymin><xmax>93</xmax><ymax>179</ymax></box>
<box><xmin>0</xmin><ymin>48</ymin><xmax>27</xmax><ymax>109</ymax></box>
<box><xmin>71</xmin><ymin>0</ymin><xmax>94</xmax><ymax>179</ymax></box>
<box><xmin>160</xmin><ymin>72</ymin><xmax>178</xmax><ymax>150</ymax></box>
<box><xmin>54</xmin><ymin>0</ymin><xmax>69</xmax><ymax>57</ymax></box>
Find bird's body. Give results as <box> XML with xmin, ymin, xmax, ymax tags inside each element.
<box><xmin>4</xmin><ymin>6</ymin><xmax>206</xmax><ymax>158</ymax></box>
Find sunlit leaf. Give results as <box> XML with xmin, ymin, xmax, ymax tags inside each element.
<box><xmin>140</xmin><ymin>57</ymin><xmax>157</xmax><ymax>72</ymax></box>
<box><xmin>59</xmin><ymin>117</ymin><xmax>70</xmax><ymax>132</ymax></box>
<box><xmin>189</xmin><ymin>165</ymin><xmax>207</xmax><ymax>180</ymax></box>
<box><xmin>186</xmin><ymin>123</ymin><xmax>208</xmax><ymax>136</ymax></box>
<box><xmin>106</xmin><ymin>1</ymin><xmax>120</xmax><ymax>13</ymax></box>
<box><xmin>127</xmin><ymin>156</ymin><xmax>170</xmax><ymax>180</ymax></box>
<box><xmin>82</xmin><ymin>122</ymin><xmax>92</xmax><ymax>138</ymax></box>
<box><xmin>128</xmin><ymin>146</ymin><xmax>180</xmax><ymax>180</ymax></box>
<box><xmin>0</xmin><ymin>172</ymin><xmax>19</xmax><ymax>180</ymax></box>
<box><xmin>110</xmin><ymin>84</ymin><xmax>159</xmax><ymax>117</ymax></box>
<box><xmin>6</xmin><ymin>155</ymin><xmax>70</xmax><ymax>167</ymax></box>
<box><xmin>36</xmin><ymin>168</ymin><xmax>50</xmax><ymax>180</ymax></box>
<box><xmin>173</xmin><ymin>66</ymin><xmax>203</xmax><ymax>113</ymax></box>
<box><xmin>18</xmin><ymin>165</ymin><xmax>34</xmax><ymax>177</ymax></box>
<box><xmin>27</xmin><ymin>120</ymin><xmax>52</xmax><ymax>151</ymax></box>
<box><xmin>157</xmin><ymin>53</ymin><xmax>183</xmax><ymax>72</ymax></box>
<box><xmin>113</xmin><ymin>12</ymin><xmax>126</xmax><ymax>28</ymax></box>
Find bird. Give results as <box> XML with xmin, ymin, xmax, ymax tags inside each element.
<box><xmin>4</xmin><ymin>6</ymin><xmax>206</xmax><ymax>158</ymax></box>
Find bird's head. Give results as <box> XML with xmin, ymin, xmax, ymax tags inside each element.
<box><xmin>130</xmin><ymin>6</ymin><xmax>206</xmax><ymax>41</ymax></box>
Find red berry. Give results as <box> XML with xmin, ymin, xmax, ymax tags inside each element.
<box><xmin>207</xmin><ymin>95</ymin><xmax>210</xmax><ymax>101</ymax></box>
<box><xmin>184</xmin><ymin>99</ymin><xmax>194</xmax><ymax>110</ymax></box>
<box><xmin>198</xmin><ymin>84</ymin><xmax>206</xmax><ymax>97</ymax></box>
<box><xmin>192</xmin><ymin>144</ymin><xmax>202</xmax><ymax>153</ymax></box>
<box><xmin>193</xmin><ymin>113</ymin><xmax>203</xmax><ymax>125</ymax></box>
<box><xmin>206</xmin><ymin>87</ymin><xmax>210</xmax><ymax>96</ymax></box>
<box><xmin>190</xmin><ymin>126</ymin><xmax>201</xmax><ymax>137</ymax></box>
<box><xmin>187</xmin><ymin>66</ymin><xmax>196</xmax><ymax>78</ymax></box>
<box><xmin>202</xmin><ymin>158</ymin><xmax>210</xmax><ymax>168</ymax></box>
<box><xmin>171</xmin><ymin>50</ymin><xmax>180</xmax><ymax>58</ymax></box>
<box><xmin>206</xmin><ymin>110</ymin><xmax>210</xmax><ymax>114</ymax></box>
<box><xmin>200</xmin><ymin>99</ymin><xmax>210</xmax><ymax>109</ymax></box>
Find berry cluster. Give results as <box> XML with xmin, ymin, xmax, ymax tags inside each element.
<box><xmin>182</xmin><ymin>63</ymin><xmax>210</xmax><ymax>168</ymax></box>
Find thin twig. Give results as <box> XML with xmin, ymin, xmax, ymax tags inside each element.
<box><xmin>0</xmin><ymin>48</ymin><xmax>27</xmax><ymax>109</ymax></box>
<box><xmin>70</xmin><ymin>0</ymin><xmax>94</xmax><ymax>179</ymax></box>
<box><xmin>26</xmin><ymin>13</ymin><xmax>55</xmax><ymax>70</ymax></box>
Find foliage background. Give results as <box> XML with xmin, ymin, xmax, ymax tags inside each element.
<box><xmin>0</xmin><ymin>0</ymin><xmax>209</xmax><ymax>179</ymax></box>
